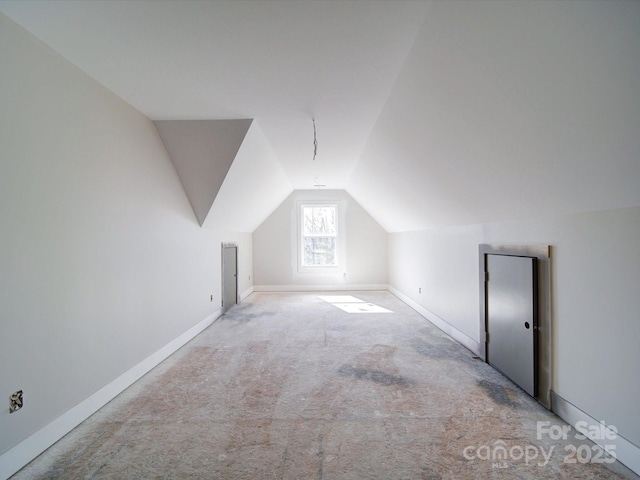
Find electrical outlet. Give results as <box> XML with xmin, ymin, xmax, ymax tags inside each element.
<box><xmin>419</xmin><ymin>287</ymin><xmax>422</xmax><ymax>294</ymax></box>
<box><xmin>9</xmin><ymin>390</ymin><xmax>23</xmax><ymax>413</ymax></box>
<box><xmin>210</xmin><ymin>294</ymin><xmax>213</xmax><ymax>302</ymax></box>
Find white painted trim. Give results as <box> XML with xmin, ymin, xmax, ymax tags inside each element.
<box><xmin>253</xmin><ymin>284</ymin><xmax>389</xmax><ymax>292</ymax></box>
<box><xmin>389</xmin><ymin>286</ymin><xmax>481</xmax><ymax>356</ymax></box>
<box><xmin>240</xmin><ymin>286</ymin><xmax>254</xmax><ymax>301</ymax></box>
<box><xmin>551</xmin><ymin>391</ymin><xmax>640</xmax><ymax>476</ymax></box>
<box><xmin>0</xmin><ymin>310</ymin><xmax>221</xmax><ymax>480</ymax></box>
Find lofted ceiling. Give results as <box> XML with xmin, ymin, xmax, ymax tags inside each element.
<box><xmin>1</xmin><ymin>0</ymin><xmax>639</xmax><ymax>233</ymax></box>
<box><xmin>0</xmin><ymin>0</ymin><xmax>430</xmax><ymax>191</ymax></box>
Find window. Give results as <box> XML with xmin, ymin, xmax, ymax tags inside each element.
<box><xmin>301</xmin><ymin>204</ymin><xmax>337</xmax><ymax>268</ymax></box>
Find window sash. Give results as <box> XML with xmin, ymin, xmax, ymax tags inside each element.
<box><xmin>301</xmin><ymin>204</ymin><xmax>338</xmax><ymax>268</ymax></box>
<box><xmin>303</xmin><ymin>237</ymin><xmax>336</xmax><ymax>267</ymax></box>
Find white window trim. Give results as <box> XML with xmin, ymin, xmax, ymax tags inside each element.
<box><xmin>297</xmin><ymin>200</ymin><xmax>342</xmax><ymax>272</ymax></box>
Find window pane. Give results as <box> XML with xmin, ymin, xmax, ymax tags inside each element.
<box><xmin>303</xmin><ymin>237</ymin><xmax>336</xmax><ymax>266</ymax></box>
<box><xmin>303</xmin><ymin>206</ymin><xmax>336</xmax><ymax>235</ymax></box>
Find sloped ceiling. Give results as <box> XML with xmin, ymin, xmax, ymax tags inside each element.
<box><xmin>349</xmin><ymin>0</ymin><xmax>640</xmax><ymax>231</ymax></box>
<box><xmin>1</xmin><ymin>1</ymin><xmax>639</xmax><ymax>233</ymax></box>
<box><xmin>202</xmin><ymin>121</ymin><xmax>292</xmax><ymax>232</ymax></box>
<box><xmin>155</xmin><ymin>118</ymin><xmax>292</xmax><ymax>232</ymax></box>
<box><xmin>154</xmin><ymin>119</ymin><xmax>252</xmax><ymax>225</ymax></box>
<box><xmin>0</xmin><ymin>0</ymin><xmax>430</xmax><ymax>192</ymax></box>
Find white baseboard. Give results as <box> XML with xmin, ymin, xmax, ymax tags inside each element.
<box><xmin>388</xmin><ymin>286</ymin><xmax>481</xmax><ymax>356</ymax></box>
<box><xmin>240</xmin><ymin>286</ymin><xmax>254</xmax><ymax>301</ymax></box>
<box><xmin>253</xmin><ymin>284</ymin><xmax>388</xmax><ymax>292</ymax></box>
<box><xmin>0</xmin><ymin>310</ymin><xmax>221</xmax><ymax>480</ymax></box>
<box><xmin>551</xmin><ymin>391</ymin><xmax>640</xmax><ymax>476</ymax></box>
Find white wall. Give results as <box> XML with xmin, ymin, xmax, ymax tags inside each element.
<box><xmin>389</xmin><ymin>206</ymin><xmax>640</xmax><ymax>450</ymax></box>
<box><xmin>253</xmin><ymin>190</ymin><xmax>387</xmax><ymax>289</ymax></box>
<box><xmin>0</xmin><ymin>12</ymin><xmax>250</xmax><ymax>469</ymax></box>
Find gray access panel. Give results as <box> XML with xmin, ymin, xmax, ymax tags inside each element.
<box><xmin>486</xmin><ymin>254</ymin><xmax>537</xmax><ymax>396</ymax></box>
<box><xmin>222</xmin><ymin>245</ymin><xmax>238</xmax><ymax>314</ymax></box>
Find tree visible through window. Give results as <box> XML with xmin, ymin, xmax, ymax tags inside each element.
<box><xmin>302</xmin><ymin>205</ymin><xmax>337</xmax><ymax>267</ymax></box>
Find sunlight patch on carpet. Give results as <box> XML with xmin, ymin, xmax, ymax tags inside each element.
<box><xmin>318</xmin><ymin>295</ymin><xmax>393</xmax><ymax>313</ymax></box>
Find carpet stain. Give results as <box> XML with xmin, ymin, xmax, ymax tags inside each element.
<box><xmin>410</xmin><ymin>337</ymin><xmax>476</xmax><ymax>365</ymax></box>
<box><xmin>477</xmin><ymin>379</ymin><xmax>515</xmax><ymax>407</ymax></box>
<box><xmin>337</xmin><ymin>365</ymin><xmax>413</xmax><ymax>387</ymax></box>
<box><xmin>223</xmin><ymin>305</ymin><xmax>277</xmax><ymax>323</ymax></box>
<box><xmin>421</xmin><ymin>465</ymin><xmax>443</xmax><ymax>480</ymax></box>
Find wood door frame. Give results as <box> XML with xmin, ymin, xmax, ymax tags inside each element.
<box><xmin>221</xmin><ymin>242</ymin><xmax>238</xmax><ymax>313</ymax></box>
<box><xmin>479</xmin><ymin>244</ymin><xmax>552</xmax><ymax>408</ymax></box>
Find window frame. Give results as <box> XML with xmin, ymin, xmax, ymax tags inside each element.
<box><xmin>298</xmin><ymin>201</ymin><xmax>340</xmax><ymax>272</ymax></box>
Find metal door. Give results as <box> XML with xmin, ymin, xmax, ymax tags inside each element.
<box><xmin>222</xmin><ymin>245</ymin><xmax>237</xmax><ymax>313</ymax></box>
<box><xmin>486</xmin><ymin>254</ymin><xmax>537</xmax><ymax>396</ymax></box>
